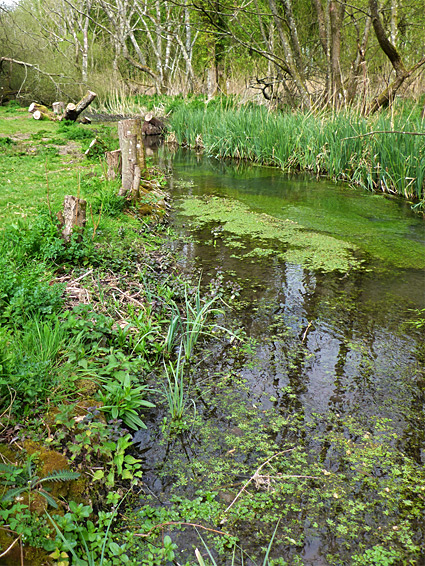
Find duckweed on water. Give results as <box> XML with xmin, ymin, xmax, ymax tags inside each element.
<box><xmin>179</xmin><ymin>196</ymin><xmax>363</xmax><ymax>273</ymax></box>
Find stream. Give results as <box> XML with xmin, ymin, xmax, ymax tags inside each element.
<box><xmin>137</xmin><ymin>144</ymin><xmax>425</xmax><ymax>565</ymax></box>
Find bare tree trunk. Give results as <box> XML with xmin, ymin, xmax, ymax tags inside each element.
<box><xmin>390</xmin><ymin>0</ymin><xmax>398</xmax><ymax>47</ymax></box>
<box><xmin>329</xmin><ymin>0</ymin><xmax>345</xmax><ymax>108</ymax></box>
<box><xmin>367</xmin><ymin>0</ymin><xmax>425</xmax><ymax>113</ymax></box>
<box><xmin>267</xmin><ymin>0</ymin><xmax>311</xmax><ymax>108</ymax></box>
<box><xmin>118</xmin><ymin>118</ymin><xmax>145</xmax><ymax>198</ymax></box>
<box><xmin>346</xmin><ymin>16</ymin><xmax>371</xmax><ymax>105</ymax></box>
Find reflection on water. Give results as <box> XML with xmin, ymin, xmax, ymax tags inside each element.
<box><xmin>158</xmin><ymin>147</ymin><xmax>425</xmax><ymax>458</ymax></box>
<box><xmin>149</xmin><ymin>147</ymin><xmax>425</xmax><ymax>563</ymax></box>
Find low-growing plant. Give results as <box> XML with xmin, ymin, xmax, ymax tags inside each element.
<box><xmin>47</xmin><ymin>494</ymin><xmax>137</xmax><ymax>566</ymax></box>
<box><xmin>0</xmin><ymin>456</ymin><xmax>80</xmax><ymax>509</ymax></box>
<box><xmin>97</xmin><ymin>370</ymin><xmax>155</xmax><ymax>431</ymax></box>
<box><xmin>1</xmin><ymin>209</ymin><xmax>96</xmax><ymax>265</ymax></box>
<box><xmin>53</xmin><ymin>406</ymin><xmax>143</xmax><ymax>487</ymax></box>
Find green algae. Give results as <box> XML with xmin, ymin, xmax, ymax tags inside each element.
<box><xmin>170</xmin><ymin>149</ymin><xmax>425</xmax><ymax>271</ymax></box>
<box><xmin>178</xmin><ymin>195</ymin><xmax>363</xmax><ymax>273</ymax></box>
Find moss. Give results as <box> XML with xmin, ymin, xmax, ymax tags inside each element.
<box><xmin>0</xmin><ymin>444</ymin><xmax>19</xmax><ymax>464</ymax></box>
<box><xmin>22</xmin><ymin>440</ymin><xmax>87</xmax><ymax>502</ymax></box>
<box><xmin>0</xmin><ymin>530</ymin><xmax>53</xmax><ymax>566</ymax></box>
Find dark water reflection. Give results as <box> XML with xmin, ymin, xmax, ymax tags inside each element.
<box><xmin>156</xmin><ymin>147</ymin><xmax>425</xmax><ymax>459</ymax></box>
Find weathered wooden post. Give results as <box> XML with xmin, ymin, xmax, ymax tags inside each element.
<box><xmin>59</xmin><ymin>195</ymin><xmax>87</xmax><ymax>243</ymax></box>
<box><xmin>52</xmin><ymin>101</ymin><xmax>66</xmax><ymax>116</ymax></box>
<box><xmin>105</xmin><ymin>149</ymin><xmax>122</xmax><ymax>180</ymax></box>
<box><xmin>117</xmin><ymin>118</ymin><xmax>145</xmax><ymax>198</ymax></box>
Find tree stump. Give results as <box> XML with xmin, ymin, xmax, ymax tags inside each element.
<box><xmin>60</xmin><ymin>195</ymin><xmax>87</xmax><ymax>243</ymax></box>
<box><xmin>105</xmin><ymin>149</ymin><xmax>122</xmax><ymax>180</ymax></box>
<box><xmin>142</xmin><ymin>113</ymin><xmax>166</xmax><ymax>135</ymax></box>
<box><xmin>62</xmin><ymin>90</ymin><xmax>96</xmax><ymax>121</ymax></box>
<box><xmin>117</xmin><ymin>118</ymin><xmax>145</xmax><ymax>198</ymax></box>
<box><xmin>52</xmin><ymin>101</ymin><xmax>66</xmax><ymax>116</ymax></box>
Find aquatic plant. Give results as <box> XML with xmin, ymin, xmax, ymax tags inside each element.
<box><xmin>170</xmin><ymin>105</ymin><xmax>425</xmax><ymax>202</ymax></box>
<box><xmin>163</xmin><ymin>345</ymin><xmax>195</xmax><ymax>423</ymax></box>
<box><xmin>165</xmin><ymin>280</ymin><xmax>224</xmax><ymax>360</ymax></box>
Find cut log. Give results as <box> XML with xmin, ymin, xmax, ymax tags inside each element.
<box><xmin>105</xmin><ymin>149</ymin><xmax>122</xmax><ymax>180</ymax></box>
<box><xmin>62</xmin><ymin>90</ymin><xmax>96</xmax><ymax>121</ymax></box>
<box><xmin>118</xmin><ymin>118</ymin><xmax>145</xmax><ymax>197</ymax></box>
<box><xmin>142</xmin><ymin>114</ymin><xmax>166</xmax><ymax>136</ymax></box>
<box><xmin>29</xmin><ymin>102</ymin><xmax>56</xmax><ymax>121</ymax></box>
<box><xmin>33</xmin><ymin>110</ymin><xmax>51</xmax><ymax>120</ymax></box>
<box><xmin>61</xmin><ymin>195</ymin><xmax>87</xmax><ymax>243</ymax></box>
<box><xmin>52</xmin><ymin>101</ymin><xmax>66</xmax><ymax>115</ymax></box>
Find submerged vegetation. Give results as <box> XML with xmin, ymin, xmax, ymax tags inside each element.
<box><xmin>178</xmin><ymin>195</ymin><xmax>362</xmax><ymax>273</ymax></box>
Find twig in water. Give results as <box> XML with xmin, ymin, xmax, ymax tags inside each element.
<box><xmin>302</xmin><ymin>321</ymin><xmax>312</xmax><ymax>343</ymax></box>
<box><xmin>135</xmin><ymin>521</ymin><xmax>230</xmax><ymax>539</ymax></box>
<box><xmin>224</xmin><ymin>449</ymin><xmax>294</xmax><ymax>514</ymax></box>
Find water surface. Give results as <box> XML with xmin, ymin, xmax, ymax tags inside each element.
<box><xmin>148</xmin><ymin>147</ymin><xmax>425</xmax><ymax>564</ymax></box>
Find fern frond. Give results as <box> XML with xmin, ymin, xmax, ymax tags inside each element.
<box><xmin>39</xmin><ymin>469</ymin><xmax>80</xmax><ymax>483</ymax></box>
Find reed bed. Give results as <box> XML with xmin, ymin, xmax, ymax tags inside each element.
<box><xmin>169</xmin><ymin>105</ymin><xmax>425</xmax><ymax>202</ymax></box>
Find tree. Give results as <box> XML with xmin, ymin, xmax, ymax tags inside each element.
<box><xmin>367</xmin><ymin>0</ymin><xmax>425</xmax><ymax>113</ymax></box>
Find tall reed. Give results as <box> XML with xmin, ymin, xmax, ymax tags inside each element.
<box><xmin>170</xmin><ymin>105</ymin><xmax>425</xmax><ymax>201</ymax></box>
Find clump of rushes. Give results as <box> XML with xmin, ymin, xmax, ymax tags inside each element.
<box><xmin>169</xmin><ymin>105</ymin><xmax>425</xmax><ymax>203</ymax></box>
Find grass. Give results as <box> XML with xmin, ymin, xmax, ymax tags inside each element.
<box><xmin>169</xmin><ymin>102</ymin><xmax>425</xmax><ymax>203</ymax></box>
<box><xmin>0</xmin><ymin>107</ymin><xmax>121</xmax><ymax>223</ymax></box>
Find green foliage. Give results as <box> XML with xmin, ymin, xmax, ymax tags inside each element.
<box><xmin>90</xmin><ymin>183</ymin><xmax>126</xmax><ymax>217</ymax></box>
<box><xmin>165</xmin><ymin>280</ymin><xmax>224</xmax><ymax>359</ymax></box>
<box><xmin>407</xmin><ymin>307</ymin><xmax>425</xmax><ymax>329</ymax></box>
<box><xmin>58</xmin><ymin>121</ymin><xmax>96</xmax><ymax>141</ymax></box>
<box><xmin>1</xmin><ymin>209</ymin><xmax>96</xmax><ymax>265</ymax></box>
<box><xmin>170</xmin><ymin>105</ymin><xmax>425</xmax><ymax>202</ymax></box>
<box><xmin>0</xmin><ymin>315</ymin><xmax>78</xmax><ymax>413</ymax></box>
<box><xmin>0</xmin><ymin>456</ymin><xmax>80</xmax><ymax>509</ymax></box>
<box><xmin>0</xmin><ymin>136</ymin><xmax>14</xmax><ymax>146</ymax></box>
<box><xmin>53</xmin><ymin>405</ymin><xmax>143</xmax><ymax>487</ymax></box>
<box><xmin>97</xmin><ymin>368</ymin><xmax>155</xmax><ymax>431</ymax></box>
<box><xmin>163</xmin><ymin>346</ymin><xmax>193</xmax><ymax>426</ymax></box>
<box><xmin>47</xmin><ymin>500</ymin><xmax>137</xmax><ymax>566</ymax></box>
<box><xmin>0</xmin><ymin>255</ymin><xmax>64</xmax><ymax>324</ymax></box>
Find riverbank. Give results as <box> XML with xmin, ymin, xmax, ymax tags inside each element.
<box><xmin>0</xmin><ymin>105</ymin><xmax>226</xmax><ymax>565</ymax></box>
<box><xmin>166</xmin><ymin>98</ymin><xmax>425</xmax><ymax>210</ymax></box>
